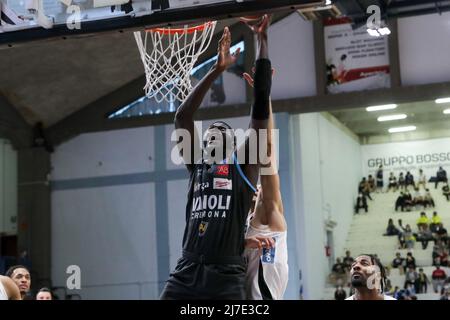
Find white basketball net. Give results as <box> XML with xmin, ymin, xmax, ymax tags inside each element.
<box><xmin>134</xmin><ymin>21</ymin><xmax>217</xmax><ymax>104</ymax></box>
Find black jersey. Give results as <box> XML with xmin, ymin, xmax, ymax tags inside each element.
<box><xmin>182</xmin><ymin>158</ymin><xmax>254</xmax><ymax>258</ymax></box>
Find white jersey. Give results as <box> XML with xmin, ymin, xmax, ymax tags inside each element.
<box><xmin>346</xmin><ymin>294</ymin><xmax>396</xmax><ymax>300</ymax></box>
<box><xmin>0</xmin><ymin>279</ymin><xmax>8</xmax><ymax>300</ymax></box>
<box><xmin>244</xmin><ymin>223</ymin><xmax>288</xmax><ymax>300</ymax></box>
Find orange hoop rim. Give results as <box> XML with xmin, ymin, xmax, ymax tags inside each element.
<box><xmin>145</xmin><ymin>21</ymin><xmax>215</xmax><ymax>35</ymax></box>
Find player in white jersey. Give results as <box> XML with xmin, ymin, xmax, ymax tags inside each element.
<box><xmin>346</xmin><ymin>254</ymin><xmax>396</xmax><ymax>300</ymax></box>
<box><xmin>0</xmin><ymin>275</ymin><xmax>21</xmax><ymax>300</ymax></box>
<box><xmin>242</xmin><ymin>57</ymin><xmax>288</xmax><ymax>300</ymax></box>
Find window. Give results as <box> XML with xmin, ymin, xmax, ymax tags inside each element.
<box><xmin>108</xmin><ymin>40</ymin><xmax>245</xmax><ymax>119</ymax></box>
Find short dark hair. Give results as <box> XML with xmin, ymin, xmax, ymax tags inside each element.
<box><xmin>6</xmin><ymin>265</ymin><xmax>30</xmax><ymax>277</ymax></box>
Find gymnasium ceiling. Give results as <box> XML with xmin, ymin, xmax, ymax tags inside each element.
<box><xmin>329</xmin><ymin>100</ymin><xmax>450</xmax><ymax>138</ymax></box>
<box><xmin>1</xmin><ymin>0</ymin><xmax>450</xmax><ymax>142</ymax></box>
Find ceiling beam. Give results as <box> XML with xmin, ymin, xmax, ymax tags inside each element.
<box><xmin>48</xmin><ymin>79</ymin><xmax>450</xmax><ymax>146</ymax></box>
<box><xmin>0</xmin><ymin>94</ymin><xmax>33</xmax><ymax>149</ymax></box>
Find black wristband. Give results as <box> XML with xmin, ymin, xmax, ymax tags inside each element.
<box><xmin>251</xmin><ymin>59</ymin><xmax>272</xmax><ymax>120</ymax></box>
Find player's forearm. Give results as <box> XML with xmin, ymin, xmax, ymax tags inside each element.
<box><xmin>256</xmin><ymin>32</ymin><xmax>268</xmax><ymax>60</ymax></box>
<box><xmin>175</xmin><ymin>65</ymin><xmax>222</xmax><ymax>123</ymax></box>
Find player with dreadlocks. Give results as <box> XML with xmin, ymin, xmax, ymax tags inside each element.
<box><xmin>346</xmin><ymin>254</ymin><xmax>396</xmax><ymax>300</ymax></box>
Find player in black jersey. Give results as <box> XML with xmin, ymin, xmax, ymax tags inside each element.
<box><xmin>160</xmin><ymin>15</ymin><xmax>273</xmax><ymax>299</ymax></box>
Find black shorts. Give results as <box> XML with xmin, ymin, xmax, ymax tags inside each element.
<box><xmin>160</xmin><ymin>257</ymin><xmax>246</xmax><ymax>300</ymax></box>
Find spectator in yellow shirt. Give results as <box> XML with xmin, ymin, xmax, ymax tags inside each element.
<box><xmin>430</xmin><ymin>211</ymin><xmax>442</xmax><ymax>232</ymax></box>
<box><xmin>416</xmin><ymin>212</ymin><xmax>429</xmax><ymax>229</ymax></box>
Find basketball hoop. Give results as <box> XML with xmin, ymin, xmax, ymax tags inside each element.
<box><xmin>134</xmin><ymin>21</ymin><xmax>217</xmax><ymax>104</ymax></box>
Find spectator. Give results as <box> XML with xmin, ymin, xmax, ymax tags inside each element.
<box><xmin>358</xmin><ymin>178</ymin><xmax>372</xmax><ymax>200</ymax></box>
<box><xmin>342</xmin><ymin>250</ymin><xmax>354</xmax><ymax>271</ymax></box>
<box><xmin>440</xmin><ymin>289</ymin><xmax>450</xmax><ymax>300</ymax></box>
<box><xmin>376</xmin><ymin>165</ymin><xmax>383</xmax><ymax>193</ymax></box>
<box><xmin>400</xmin><ymin>224</ymin><xmax>415</xmax><ymax>250</ymax></box>
<box><xmin>417</xmin><ymin>224</ymin><xmax>433</xmax><ymax>250</ymax></box>
<box><xmin>435</xmin><ymin>166</ymin><xmax>447</xmax><ymax>189</ymax></box>
<box><xmin>387</xmin><ymin>172</ymin><xmax>398</xmax><ymax>192</ymax></box>
<box><xmin>395</xmin><ymin>193</ymin><xmax>405</xmax><ymax>212</ymax></box>
<box><xmin>417</xmin><ymin>169</ymin><xmax>427</xmax><ymax>190</ymax></box>
<box><xmin>442</xmin><ymin>183</ymin><xmax>450</xmax><ymax>201</ymax></box>
<box><xmin>392</xmin><ymin>286</ymin><xmax>400</xmax><ymax>299</ymax></box>
<box><xmin>355</xmin><ymin>193</ymin><xmax>368</xmax><ymax>214</ymax></box>
<box><xmin>405</xmin><ymin>171</ymin><xmax>415</xmax><ymax>188</ymax></box>
<box><xmin>384</xmin><ymin>279</ymin><xmax>393</xmax><ymax>295</ymax></box>
<box><xmin>430</xmin><ymin>211</ymin><xmax>442</xmax><ymax>232</ymax></box>
<box><xmin>391</xmin><ymin>252</ymin><xmax>405</xmax><ymax>274</ymax></box>
<box><xmin>404</xmin><ymin>266</ymin><xmax>419</xmax><ymax>293</ymax></box>
<box><xmin>417</xmin><ymin>268</ymin><xmax>430</xmax><ymax>293</ymax></box>
<box><xmin>434</xmin><ymin>223</ymin><xmax>448</xmax><ymax>246</ymax></box>
<box><xmin>367</xmin><ymin>175</ymin><xmax>375</xmax><ymax>192</ymax></box>
<box><xmin>36</xmin><ymin>287</ymin><xmax>52</xmax><ymax>300</ymax></box>
<box><xmin>330</xmin><ymin>258</ymin><xmax>347</xmax><ymax>285</ymax></box>
<box><xmin>334</xmin><ymin>285</ymin><xmax>347</xmax><ymax>300</ymax></box>
<box><xmin>403</xmin><ymin>191</ymin><xmax>413</xmax><ymax>211</ymax></box>
<box><xmin>432</xmin><ymin>241</ymin><xmax>445</xmax><ymax>266</ymax></box>
<box><xmin>398</xmin><ymin>172</ymin><xmax>406</xmax><ymax>191</ymax></box>
<box><xmin>416</xmin><ymin>212</ymin><xmax>429</xmax><ymax>229</ymax></box>
<box><xmin>384</xmin><ymin>218</ymin><xmax>400</xmax><ymax>236</ymax></box>
<box><xmin>405</xmin><ymin>252</ymin><xmax>416</xmax><ymax>270</ymax></box>
<box><xmin>423</xmin><ymin>189</ymin><xmax>435</xmax><ymax>208</ymax></box>
<box><xmin>432</xmin><ymin>265</ymin><xmax>447</xmax><ymax>293</ymax></box>
<box><xmin>412</xmin><ymin>188</ymin><xmax>423</xmax><ymax>209</ymax></box>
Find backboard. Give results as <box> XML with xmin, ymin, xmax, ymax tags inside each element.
<box><xmin>0</xmin><ymin>0</ymin><xmax>325</xmax><ymax>46</ymax></box>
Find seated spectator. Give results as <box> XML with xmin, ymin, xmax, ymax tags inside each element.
<box><xmin>334</xmin><ymin>285</ymin><xmax>347</xmax><ymax>300</ymax></box>
<box><xmin>392</xmin><ymin>286</ymin><xmax>400</xmax><ymax>299</ymax></box>
<box><xmin>398</xmin><ymin>172</ymin><xmax>406</xmax><ymax>191</ymax></box>
<box><xmin>405</xmin><ymin>252</ymin><xmax>416</xmax><ymax>270</ymax></box>
<box><xmin>359</xmin><ymin>178</ymin><xmax>373</xmax><ymax>201</ymax></box>
<box><xmin>387</xmin><ymin>172</ymin><xmax>398</xmax><ymax>192</ymax></box>
<box><xmin>404</xmin><ymin>266</ymin><xmax>419</xmax><ymax>293</ymax></box>
<box><xmin>440</xmin><ymin>288</ymin><xmax>450</xmax><ymax>300</ymax></box>
<box><xmin>432</xmin><ymin>241</ymin><xmax>445</xmax><ymax>266</ymax></box>
<box><xmin>391</xmin><ymin>252</ymin><xmax>405</xmax><ymax>274</ymax></box>
<box><xmin>384</xmin><ymin>218</ymin><xmax>400</xmax><ymax>236</ymax></box>
<box><xmin>417</xmin><ymin>169</ymin><xmax>427</xmax><ymax>190</ymax></box>
<box><xmin>342</xmin><ymin>250</ymin><xmax>354</xmax><ymax>272</ymax></box>
<box><xmin>423</xmin><ymin>189</ymin><xmax>435</xmax><ymax>208</ymax></box>
<box><xmin>417</xmin><ymin>224</ymin><xmax>434</xmax><ymax>250</ymax></box>
<box><xmin>384</xmin><ymin>279</ymin><xmax>393</xmax><ymax>294</ymax></box>
<box><xmin>403</xmin><ymin>191</ymin><xmax>413</xmax><ymax>211</ymax></box>
<box><xmin>405</xmin><ymin>171</ymin><xmax>415</xmax><ymax>188</ymax></box>
<box><xmin>330</xmin><ymin>258</ymin><xmax>347</xmax><ymax>285</ymax></box>
<box><xmin>434</xmin><ymin>223</ymin><xmax>448</xmax><ymax>246</ymax></box>
<box><xmin>435</xmin><ymin>166</ymin><xmax>448</xmax><ymax>189</ymax></box>
<box><xmin>399</xmin><ymin>224</ymin><xmax>415</xmax><ymax>250</ymax></box>
<box><xmin>412</xmin><ymin>188</ymin><xmax>424</xmax><ymax>208</ymax></box>
<box><xmin>430</xmin><ymin>211</ymin><xmax>442</xmax><ymax>232</ymax></box>
<box><xmin>395</xmin><ymin>193</ymin><xmax>405</xmax><ymax>212</ymax></box>
<box><xmin>443</xmin><ymin>183</ymin><xmax>450</xmax><ymax>201</ymax></box>
<box><xmin>367</xmin><ymin>174</ymin><xmax>375</xmax><ymax>192</ymax></box>
<box><xmin>416</xmin><ymin>212</ymin><xmax>429</xmax><ymax>229</ymax></box>
<box><xmin>417</xmin><ymin>268</ymin><xmax>430</xmax><ymax>293</ymax></box>
<box><xmin>354</xmin><ymin>193</ymin><xmax>368</xmax><ymax>214</ymax></box>
<box><xmin>432</xmin><ymin>265</ymin><xmax>447</xmax><ymax>293</ymax></box>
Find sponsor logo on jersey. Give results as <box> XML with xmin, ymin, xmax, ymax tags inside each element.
<box><xmin>215</xmin><ymin>164</ymin><xmax>229</xmax><ymax>176</ymax></box>
<box><xmin>190</xmin><ymin>194</ymin><xmax>231</xmax><ymax>220</ymax></box>
<box><xmin>199</xmin><ymin>221</ymin><xmax>208</xmax><ymax>236</ymax></box>
<box><xmin>213</xmin><ymin>178</ymin><xmax>232</xmax><ymax>190</ymax></box>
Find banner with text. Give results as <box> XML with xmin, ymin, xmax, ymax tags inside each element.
<box><xmin>361</xmin><ymin>137</ymin><xmax>450</xmax><ymax>184</ymax></box>
<box><xmin>324</xmin><ymin>17</ymin><xmax>390</xmax><ymax>94</ymax></box>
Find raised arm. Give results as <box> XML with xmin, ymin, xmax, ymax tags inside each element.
<box><xmin>174</xmin><ymin>27</ymin><xmax>241</xmax><ymax>172</ymax></box>
<box><xmin>238</xmin><ymin>15</ymin><xmax>272</xmax><ymax>187</ymax></box>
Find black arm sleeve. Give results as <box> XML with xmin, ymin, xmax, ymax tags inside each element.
<box><xmin>251</xmin><ymin>58</ymin><xmax>272</xmax><ymax>120</ymax></box>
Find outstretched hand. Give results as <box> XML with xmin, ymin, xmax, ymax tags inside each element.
<box><xmin>216</xmin><ymin>27</ymin><xmax>241</xmax><ymax>72</ymax></box>
<box><xmin>242</xmin><ymin>14</ymin><xmax>272</xmax><ymax>35</ymax></box>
